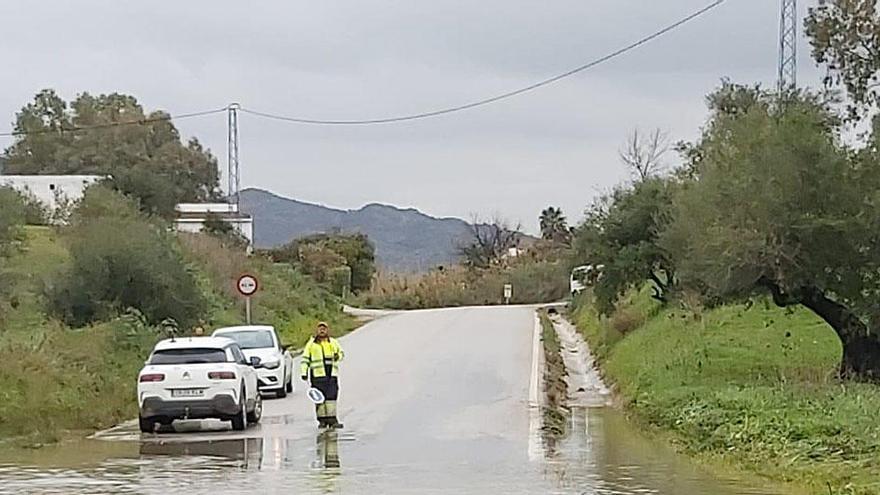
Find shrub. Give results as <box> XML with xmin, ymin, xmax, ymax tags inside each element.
<box><xmin>266</xmin><ymin>233</ymin><xmax>376</xmax><ymax>293</ymax></box>
<box><xmin>18</xmin><ymin>190</ymin><xmax>49</xmax><ymax>226</ymax></box>
<box><xmin>47</xmin><ymin>187</ymin><xmax>206</xmax><ymax>328</ymax></box>
<box><xmin>0</xmin><ymin>187</ymin><xmax>26</xmax><ymax>253</ymax></box>
<box><xmin>609</xmin><ymin>308</ymin><xmax>642</xmax><ymax>335</ymax></box>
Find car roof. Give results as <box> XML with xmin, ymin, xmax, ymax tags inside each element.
<box><xmin>213</xmin><ymin>325</ymin><xmax>275</xmax><ymax>334</ymax></box>
<box><xmin>153</xmin><ymin>336</ymin><xmax>236</xmax><ymax>351</ymax></box>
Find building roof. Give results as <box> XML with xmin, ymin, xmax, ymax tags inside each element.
<box><xmin>0</xmin><ymin>174</ymin><xmax>107</xmax><ymax>182</ymax></box>
<box><xmin>176</xmin><ymin>203</ymin><xmax>240</xmax><ymax>214</ymax></box>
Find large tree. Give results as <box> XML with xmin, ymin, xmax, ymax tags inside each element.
<box><xmin>662</xmin><ymin>84</ymin><xmax>880</xmax><ymax>380</ymax></box>
<box><xmin>806</xmin><ymin>0</ymin><xmax>880</xmax><ymax>120</ymax></box>
<box><xmin>573</xmin><ymin>176</ymin><xmax>675</xmax><ymax>314</ymax></box>
<box><xmin>3</xmin><ymin>90</ymin><xmax>220</xmax><ymax>216</ymax></box>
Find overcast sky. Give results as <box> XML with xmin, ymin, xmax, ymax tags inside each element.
<box><xmin>0</xmin><ymin>0</ymin><xmax>822</xmax><ymax>233</ymax></box>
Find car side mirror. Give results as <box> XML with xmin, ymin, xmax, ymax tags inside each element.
<box><xmin>250</xmin><ymin>356</ymin><xmax>262</xmax><ymax>368</ymax></box>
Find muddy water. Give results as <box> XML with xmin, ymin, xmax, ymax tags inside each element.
<box><xmin>0</xmin><ymin>308</ymin><xmax>784</xmax><ymax>494</ymax></box>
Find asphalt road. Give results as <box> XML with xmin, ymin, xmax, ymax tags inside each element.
<box><xmin>0</xmin><ymin>305</ymin><xmax>776</xmax><ymax>494</ymax></box>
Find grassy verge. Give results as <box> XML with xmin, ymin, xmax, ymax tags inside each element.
<box><xmin>572</xmin><ymin>291</ymin><xmax>880</xmax><ymax>494</ymax></box>
<box><xmin>539</xmin><ymin>309</ymin><xmax>568</xmax><ymax>448</ymax></box>
<box><xmin>0</xmin><ymin>228</ymin><xmax>354</xmax><ymax>446</ymax></box>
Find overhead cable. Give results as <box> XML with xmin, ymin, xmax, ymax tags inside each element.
<box><xmin>0</xmin><ymin>107</ymin><xmax>229</xmax><ymax>138</ymax></box>
<box><xmin>240</xmin><ymin>0</ymin><xmax>727</xmax><ymax>126</ymax></box>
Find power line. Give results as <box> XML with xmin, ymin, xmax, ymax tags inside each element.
<box><xmin>1</xmin><ymin>0</ymin><xmax>727</xmax><ymax>137</ymax></box>
<box><xmin>0</xmin><ymin>107</ymin><xmax>228</xmax><ymax>138</ymax></box>
<box><xmin>240</xmin><ymin>0</ymin><xmax>727</xmax><ymax>126</ymax></box>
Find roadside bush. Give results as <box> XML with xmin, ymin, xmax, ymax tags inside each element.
<box><xmin>47</xmin><ymin>187</ymin><xmax>206</xmax><ymax>328</ymax></box>
<box><xmin>0</xmin><ymin>187</ymin><xmax>26</xmax><ymax>254</ymax></box>
<box><xmin>359</xmin><ymin>258</ymin><xmax>569</xmax><ymax>309</ymax></box>
<box><xmin>18</xmin><ymin>190</ymin><xmax>49</xmax><ymax>226</ymax></box>
<box><xmin>266</xmin><ymin>233</ymin><xmax>376</xmax><ymax>293</ymax></box>
<box><xmin>609</xmin><ymin>308</ymin><xmax>642</xmax><ymax>335</ymax></box>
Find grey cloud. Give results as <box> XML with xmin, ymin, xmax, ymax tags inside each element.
<box><xmin>1</xmin><ymin>0</ymin><xmax>823</xmax><ymax>232</ymax></box>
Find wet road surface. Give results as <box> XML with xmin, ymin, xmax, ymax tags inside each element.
<box><xmin>0</xmin><ymin>306</ymin><xmax>782</xmax><ymax>494</ymax></box>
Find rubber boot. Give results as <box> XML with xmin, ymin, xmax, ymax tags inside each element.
<box><xmin>325</xmin><ymin>401</ymin><xmax>343</xmax><ymax>429</ymax></box>
<box><xmin>317</xmin><ymin>403</ymin><xmax>330</xmax><ymax>428</ymax></box>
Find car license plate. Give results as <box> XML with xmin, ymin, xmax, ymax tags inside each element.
<box><xmin>171</xmin><ymin>388</ymin><xmax>204</xmax><ymax>398</ymax></box>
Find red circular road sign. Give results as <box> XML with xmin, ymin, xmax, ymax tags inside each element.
<box><xmin>236</xmin><ymin>274</ymin><xmax>259</xmax><ymax>297</ymax></box>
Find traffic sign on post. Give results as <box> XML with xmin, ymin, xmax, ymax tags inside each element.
<box><xmin>236</xmin><ymin>274</ymin><xmax>259</xmax><ymax>323</ymax></box>
<box><xmin>237</xmin><ymin>274</ymin><xmax>258</xmax><ymax>296</ymax></box>
<box><xmin>503</xmin><ymin>284</ymin><xmax>513</xmax><ymax>304</ymax></box>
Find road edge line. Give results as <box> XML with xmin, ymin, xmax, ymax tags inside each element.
<box><xmin>528</xmin><ymin>310</ymin><xmax>545</xmax><ymax>461</ymax></box>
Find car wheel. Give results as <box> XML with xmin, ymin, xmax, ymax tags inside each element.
<box><xmin>276</xmin><ymin>366</ymin><xmax>288</xmax><ymax>398</ymax></box>
<box><xmin>231</xmin><ymin>386</ymin><xmax>248</xmax><ymax>431</ymax></box>
<box><xmin>139</xmin><ymin>414</ymin><xmax>156</xmax><ymax>434</ymax></box>
<box><xmin>247</xmin><ymin>391</ymin><xmax>263</xmax><ymax>423</ymax></box>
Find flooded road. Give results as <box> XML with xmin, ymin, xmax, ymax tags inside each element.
<box><xmin>0</xmin><ymin>306</ymin><xmax>781</xmax><ymax>494</ymax></box>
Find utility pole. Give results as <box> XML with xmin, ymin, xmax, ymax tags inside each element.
<box><xmin>227</xmin><ymin>103</ymin><xmax>241</xmax><ymax>208</ymax></box>
<box><xmin>778</xmin><ymin>0</ymin><xmax>797</xmax><ymax>92</ymax></box>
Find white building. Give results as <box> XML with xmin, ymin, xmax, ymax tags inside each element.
<box><xmin>174</xmin><ymin>203</ymin><xmax>254</xmax><ymax>248</ymax></box>
<box><xmin>0</xmin><ymin>174</ymin><xmax>105</xmax><ymax>211</ymax></box>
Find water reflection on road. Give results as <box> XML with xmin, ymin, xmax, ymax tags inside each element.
<box><xmin>0</xmin><ymin>408</ymin><xmax>779</xmax><ymax>495</ymax></box>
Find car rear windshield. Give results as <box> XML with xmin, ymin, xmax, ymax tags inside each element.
<box><xmin>216</xmin><ymin>330</ymin><xmax>275</xmax><ymax>349</ymax></box>
<box><xmin>149</xmin><ymin>348</ymin><xmax>228</xmax><ymax>365</ymax></box>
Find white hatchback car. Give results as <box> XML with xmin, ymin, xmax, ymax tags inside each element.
<box><xmin>137</xmin><ymin>337</ymin><xmax>263</xmax><ymax>433</ymax></box>
<box><xmin>212</xmin><ymin>325</ymin><xmax>295</xmax><ymax>398</ymax></box>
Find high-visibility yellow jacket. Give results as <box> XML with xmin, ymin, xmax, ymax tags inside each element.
<box><xmin>301</xmin><ymin>337</ymin><xmax>344</xmax><ymax>378</ymax></box>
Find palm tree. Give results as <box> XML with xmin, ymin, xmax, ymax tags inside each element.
<box><xmin>539</xmin><ymin>207</ymin><xmax>571</xmax><ymax>244</ymax></box>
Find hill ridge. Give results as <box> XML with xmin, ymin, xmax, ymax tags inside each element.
<box><xmin>240</xmin><ymin>188</ymin><xmax>472</xmax><ymax>272</ymax></box>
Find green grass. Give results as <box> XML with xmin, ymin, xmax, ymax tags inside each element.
<box><xmin>539</xmin><ymin>310</ymin><xmax>568</xmax><ymax>445</ymax></box>
<box><xmin>0</xmin><ymin>228</ymin><xmax>355</xmax><ymax>445</ymax></box>
<box><xmin>573</xmin><ymin>293</ymin><xmax>880</xmax><ymax>494</ymax></box>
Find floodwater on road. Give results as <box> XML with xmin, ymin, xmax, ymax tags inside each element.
<box><xmin>0</xmin><ymin>307</ymin><xmax>785</xmax><ymax>494</ymax></box>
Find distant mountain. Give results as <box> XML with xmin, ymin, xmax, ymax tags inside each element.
<box><xmin>240</xmin><ymin>188</ymin><xmax>474</xmax><ymax>272</ymax></box>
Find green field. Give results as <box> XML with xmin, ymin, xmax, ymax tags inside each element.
<box><xmin>572</xmin><ymin>292</ymin><xmax>880</xmax><ymax>494</ymax></box>
<box><xmin>0</xmin><ymin>228</ymin><xmax>353</xmax><ymax>445</ymax></box>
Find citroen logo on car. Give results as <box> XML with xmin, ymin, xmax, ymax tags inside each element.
<box><xmin>183</xmin><ymin>371</ymin><xmax>191</xmax><ymax>380</ymax></box>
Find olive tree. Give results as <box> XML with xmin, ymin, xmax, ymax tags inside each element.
<box><xmin>662</xmin><ymin>84</ymin><xmax>880</xmax><ymax>380</ymax></box>
<box><xmin>806</xmin><ymin>0</ymin><xmax>880</xmax><ymax>120</ymax></box>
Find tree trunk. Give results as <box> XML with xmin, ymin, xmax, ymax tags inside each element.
<box><xmin>760</xmin><ymin>278</ymin><xmax>880</xmax><ymax>381</ymax></box>
<box><xmin>799</xmin><ymin>287</ymin><xmax>880</xmax><ymax>380</ymax></box>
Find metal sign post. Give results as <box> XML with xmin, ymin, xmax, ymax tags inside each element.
<box><xmin>236</xmin><ymin>274</ymin><xmax>259</xmax><ymax>324</ymax></box>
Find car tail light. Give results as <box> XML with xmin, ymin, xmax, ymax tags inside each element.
<box><xmin>139</xmin><ymin>373</ymin><xmax>165</xmax><ymax>382</ymax></box>
<box><xmin>208</xmin><ymin>371</ymin><xmax>236</xmax><ymax>380</ymax></box>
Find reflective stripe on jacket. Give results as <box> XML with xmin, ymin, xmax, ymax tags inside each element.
<box><xmin>301</xmin><ymin>337</ymin><xmax>344</xmax><ymax>378</ymax></box>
